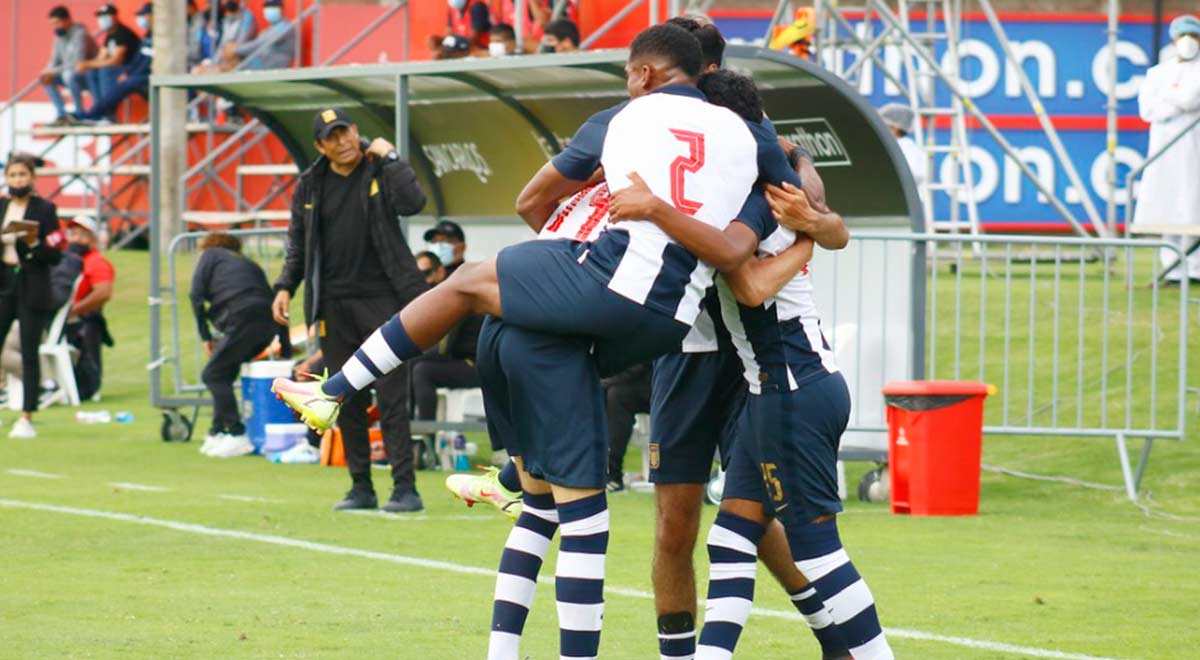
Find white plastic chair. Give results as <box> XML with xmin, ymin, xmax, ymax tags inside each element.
<box><xmin>9</xmin><ymin>276</ymin><xmax>84</xmax><ymax>410</ymax></box>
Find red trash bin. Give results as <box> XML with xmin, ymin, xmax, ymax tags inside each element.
<box><xmin>882</xmin><ymin>381</ymin><xmax>995</xmax><ymax>516</ymax></box>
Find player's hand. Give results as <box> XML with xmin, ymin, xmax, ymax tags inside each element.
<box><xmin>40</xmin><ymin>72</ymin><xmax>55</xmax><ymax>85</ymax></box>
<box><xmin>609</xmin><ymin>172</ymin><xmax>661</xmax><ymax>223</ymax></box>
<box><xmin>766</xmin><ymin>181</ymin><xmax>821</xmax><ymax>233</ymax></box>
<box><xmin>272</xmin><ymin>290</ymin><xmax>291</xmax><ymax>326</ymax></box>
<box><xmin>203</xmin><ymin>339</ymin><xmax>216</xmax><ymax>356</ymax></box>
<box><xmin>366</xmin><ymin>138</ymin><xmax>394</xmax><ymax>159</ymax></box>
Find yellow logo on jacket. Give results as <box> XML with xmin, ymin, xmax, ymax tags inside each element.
<box><xmin>369</xmin><ymin>179</ymin><xmax>379</xmax><ymax>197</ymax></box>
<box><xmin>321</xmin><ymin>109</ymin><xmax>337</xmax><ymax>123</ymax></box>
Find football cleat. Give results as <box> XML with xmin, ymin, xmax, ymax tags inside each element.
<box><xmin>271</xmin><ymin>376</ymin><xmax>341</xmax><ymax>433</ymax></box>
<box><xmin>445</xmin><ymin>466</ymin><xmax>522</xmax><ymax>520</ymax></box>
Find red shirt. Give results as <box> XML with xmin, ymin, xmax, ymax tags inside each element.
<box><xmin>75</xmin><ymin>248</ymin><xmax>115</xmax><ymax>304</ymax></box>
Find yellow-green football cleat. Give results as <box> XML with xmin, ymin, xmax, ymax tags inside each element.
<box><xmin>445</xmin><ymin>466</ymin><xmax>522</xmax><ymax>520</ymax></box>
<box><xmin>271</xmin><ymin>377</ymin><xmax>341</xmax><ymax>433</ymax></box>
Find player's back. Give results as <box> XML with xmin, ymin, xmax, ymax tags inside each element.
<box><xmin>586</xmin><ymin>86</ymin><xmax>757</xmax><ymax>324</ymax></box>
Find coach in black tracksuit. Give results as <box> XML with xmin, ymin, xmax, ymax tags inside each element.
<box><xmin>272</xmin><ymin>108</ymin><xmax>428</xmax><ymax>513</ymax></box>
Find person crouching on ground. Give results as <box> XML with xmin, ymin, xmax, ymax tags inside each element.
<box><xmin>190</xmin><ymin>231</ymin><xmax>278</xmax><ymax>458</ymax></box>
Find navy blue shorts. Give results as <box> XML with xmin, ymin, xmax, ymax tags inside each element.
<box><xmin>649</xmin><ymin>351</ymin><xmax>747</xmax><ymax>484</ymax></box>
<box><xmin>497</xmin><ymin>239</ymin><xmax>690</xmax><ymax>377</ymax></box>
<box><xmin>474</xmin><ymin>316</ymin><xmax>608</xmax><ymax>489</ymax></box>
<box><xmin>722</xmin><ymin>372</ymin><xmax>850</xmax><ymax>525</ymax></box>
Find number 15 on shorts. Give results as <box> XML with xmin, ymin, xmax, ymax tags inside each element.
<box><xmin>761</xmin><ymin>463</ymin><xmax>784</xmax><ymax>502</ymax></box>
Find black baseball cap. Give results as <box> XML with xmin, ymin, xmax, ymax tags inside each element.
<box><xmin>312</xmin><ymin>107</ymin><xmax>352</xmax><ymax>141</ymax></box>
<box><xmin>424</xmin><ymin>220</ymin><xmax>465</xmax><ymax>242</ymax></box>
<box><xmin>137</xmin><ymin>3</ymin><xmax>153</xmax><ymax>16</ymax></box>
<box><xmin>96</xmin><ymin>4</ymin><xmax>117</xmax><ymax>16</ymax></box>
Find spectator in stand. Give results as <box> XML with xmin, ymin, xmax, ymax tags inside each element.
<box><xmin>541</xmin><ymin>18</ymin><xmax>580</xmax><ymax>53</ymax></box>
<box><xmin>441</xmin><ymin>0</ymin><xmax>491</xmax><ymax>52</ymax></box>
<box><xmin>41</xmin><ymin>6</ymin><xmax>99</xmax><ymax>125</ymax></box>
<box><xmin>488</xmin><ymin>23</ymin><xmax>517</xmax><ymax>57</ymax></box>
<box><xmin>602</xmin><ymin>362</ymin><xmax>652</xmax><ymax>492</ymax></box>
<box><xmin>433</xmin><ymin>34</ymin><xmax>472</xmax><ymax>60</ymax></box>
<box><xmin>193</xmin><ymin>0</ymin><xmax>258</xmax><ymax>73</ymax></box>
<box><xmin>186</xmin><ymin>0</ymin><xmax>214</xmax><ymax>70</ymax></box>
<box><xmin>190</xmin><ymin>232</ymin><xmax>278</xmax><ymax>459</ymax></box>
<box><xmin>409</xmin><ymin>251</ymin><xmax>482</xmax><ymax>423</ymax></box>
<box><xmin>495</xmin><ymin>0</ymin><xmax>577</xmax><ymax>50</ymax></box>
<box><xmin>64</xmin><ymin>216</ymin><xmax>114</xmax><ymax>402</ymax></box>
<box><xmin>75</xmin><ymin>4</ymin><xmax>141</xmax><ymax>119</ymax></box>
<box><xmin>221</xmin><ymin>0</ymin><xmax>296</xmax><ymax>71</ymax></box>
<box><xmin>71</xmin><ymin>3</ymin><xmax>154</xmax><ymax>124</ymax></box>
<box><xmin>0</xmin><ymin>154</ymin><xmax>64</xmax><ymax>439</ymax></box>
<box><xmin>423</xmin><ymin>220</ymin><xmax>466</xmax><ymax>274</ymax></box>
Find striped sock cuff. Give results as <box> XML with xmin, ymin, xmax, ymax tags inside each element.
<box><xmin>658</xmin><ymin>630</ymin><xmax>696</xmax><ymax>660</ymax></box>
<box><xmin>322</xmin><ymin>315</ymin><xmax>420</xmax><ymax>397</ymax></box>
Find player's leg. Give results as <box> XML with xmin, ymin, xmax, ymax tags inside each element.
<box><xmin>775</xmin><ymin>374</ymin><xmax>894</xmax><ymax>660</ymax></box>
<box><xmin>758</xmin><ymin>519</ymin><xmax>851</xmax><ymax>660</ymax></box>
<box><xmin>695</xmin><ymin>431</ymin><xmax>771</xmax><ymax>660</ymax></box>
<box><xmin>652</xmin><ymin>483</ymin><xmax>705</xmax><ymax>659</ymax></box>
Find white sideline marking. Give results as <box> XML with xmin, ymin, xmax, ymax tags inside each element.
<box><xmin>108</xmin><ymin>482</ymin><xmax>171</xmax><ymax>493</ymax></box>
<box><xmin>0</xmin><ymin>498</ymin><xmax>1135</xmax><ymax>660</ymax></box>
<box><xmin>6</xmin><ymin>469</ymin><xmax>65</xmax><ymax>479</ymax></box>
<box><xmin>342</xmin><ymin>510</ymin><xmax>486</xmax><ymax>522</ymax></box>
<box><xmin>217</xmin><ymin>494</ymin><xmax>285</xmax><ymax>504</ymax></box>
<box><xmin>1139</xmin><ymin>525</ymin><xmax>1200</xmax><ymax>541</ymax></box>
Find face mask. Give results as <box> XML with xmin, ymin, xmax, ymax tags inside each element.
<box><xmin>223</xmin><ymin>1</ymin><xmax>240</xmax><ymax>12</ymax></box>
<box><xmin>54</xmin><ymin>28</ymin><xmax>67</xmax><ymax>37</ymax></box>
<box><xmin>136</xmin><ymin>15</ymin><xmax>150</xmax><ymax>31</ymax></box>
<box><xmin>427</xmin><ymin>242</ymin><xmax>456</xmax><ymax>265</ymax></box>
<box><xmin>263</xmin><ymin>7</ymin><xmax>283</xmax><ymax>24</ymax></box>
<box><xmin>448</xmin><ymin>0</ymin><xmax>468</xmax><ymax>11</ymax></box>
<box><xmin>1178</xmin><ymin>37</ymin><xmax>1200</xmax><ymax>61</ymax></box>
<box><xmin>8</xmin><ymin>185</ymin><xmax>32</xmax><ymax>199</ymax></box>
<box><xmin>97</xmin><ymin>15</ymin><xmax>113</xmax><ymax>31</ymax></box>
<box><xmin>488</xmin><ymin>41</ymin><xmax>508</xmax><ymax>57</ymax></box>
<box><xmin>69</xmin><ymin>242</ymin><xmax>90</xmax><ymax>255</ymax></box>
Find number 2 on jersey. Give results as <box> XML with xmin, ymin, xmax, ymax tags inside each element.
<box><xmin>669</xmin><ymin>129</ymin><xmax>705</xmax><ymax>215</ymax></box>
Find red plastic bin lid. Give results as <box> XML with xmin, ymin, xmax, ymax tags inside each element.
<box><xmin>881</xmin><ymin>381</ymin><xmax>995</xmax><ymax>397</ymax></box>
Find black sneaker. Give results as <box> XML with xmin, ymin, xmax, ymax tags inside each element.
<box><xmin>333</xmin><ymin>489</ymin><xmax>377</xmax><ymax>511</ymax></box>
<box><xmin>606</xmin><ymin>479</ymin><xmax>626</xmax><ymax>493</ymax></box>
<box><xmin>381</xmin><ymin>489</ymin><xmax>424</xmax><ymax>513</ymax></box>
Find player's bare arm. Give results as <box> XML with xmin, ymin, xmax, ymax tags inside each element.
<box><xmin>515</xmin><ymin>162</ymin><xmax>595</xmax><ymax>232</ymax></box>
<box><xmin>767</xmin><ymin>182</ymin><xmax>849</xmax><ymax>249</ymax></box>
<box><xmin>723</xmin><ymin>236</ymin><xmax>815</xmax><ymax>307</ymax></box>
<box><xmin>608</xmin><ymin>172</ymin><xmax>757</xmax><ymax>272</ymax></box>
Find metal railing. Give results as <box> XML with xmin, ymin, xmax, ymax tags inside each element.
<box><xmin>827</xmin><ymin>231</ymin><xmax>1191</xmax><ymax>501</ymax></box>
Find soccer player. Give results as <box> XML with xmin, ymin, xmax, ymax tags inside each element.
<box><xmin>274</xmin><ymin>24</ymin><xmax>767</xmax><ymax>658</ymax></box>
<box><xmin>609</xmin><ymin>75</ymin><xmax>896</xmax><ymax>660</ymax></box>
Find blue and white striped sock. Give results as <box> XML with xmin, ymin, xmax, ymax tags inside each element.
<box><xmin>792</xmin><ymin>519</ymin><xmax>894</xmax><ymax>660</ymax></box>
<box><xmin>321</xmin><ymin>314</ymin><xmax>421</xmax><ymax>399</ymax></box>
<box><xmin>789</xmin><ymin>586</ymin><xmax>852</xmax><ymax>660</ymax></box>
<box><xmin>696</xmin><ymin>511</ymin><xmax>765</xmax><ymax>660</ymax></box>
<box><xmin>488</xmin><ymin>492</ymin><xmax>559</xmax><ymax>660</ymax></box>
<box><xmin>555</xmin><ymin>492</ymin><xmax>609</xmax><ymax>659</ymax></box>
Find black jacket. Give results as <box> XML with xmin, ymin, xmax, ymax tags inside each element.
<box><xmin>190</xmin><ymin>247</ymin><xmax>274</xmax><ymax>341</ymax></box>
<box><xmin>0</xmin><ymin>195</ymin><xmax>65</xmax><ymax>311</ymax></box>
<box><xmin>274</xmin><ymin>153</ymin><xmax>428</xmax><ymax>327</ymax></box>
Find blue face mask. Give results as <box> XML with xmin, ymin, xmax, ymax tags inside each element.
<box><xmin>97</xmin><ymin>15</ymin><xmax>114</xmax><ymax>31</ymax></box>
<box><xmin>136</xmin><ymin>15</ymin><xmax>150</xmax><ymax>31</ymax></box>
<box><xmin>427</xmin><ymin>241</ymin><xmax>456</xmax><ymax>266</ymax></box>
<box><xmin>263</xmin><ymin>6</ymin><xmax>283</xmax><ymax>24</ymax></box>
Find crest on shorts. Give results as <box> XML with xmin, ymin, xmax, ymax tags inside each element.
<box><xmin>321</xmin><ymin>109</ymin><xmax>337</xmax><ymax>123</ymax></box>
<box><xmin>648</xmin><ymin>443</ymin><xmax>660</xmax><ymax>469</ymax></box>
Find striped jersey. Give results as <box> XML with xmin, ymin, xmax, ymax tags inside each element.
<box><xmin>716</xmin><ymin>186</ymin><xmax>838</xmax><ymax>394</ymax></box>
<box><xmin>551</xmin><ymin>85</ymin><xmax>757</xmax><ymax>326</ymax></box>
<box><xmin>538</xmin><ymin>183</ymin><xmax>611</xmax><ymax>243</ymax></box>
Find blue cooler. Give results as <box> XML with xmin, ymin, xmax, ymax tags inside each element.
<box><xmin>241</xmin><ymin>361</ymin><xmax>297</xmax><ymax>453</ymax></box>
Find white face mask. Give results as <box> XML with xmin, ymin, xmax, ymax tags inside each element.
<box><xmin>97</xmin><ymin>15</ymin><xmax>114</xmax><ymax>31</ymax></box>
<box><xmin>489</xmin><ymin>41</ymin><xmax>508</xmax><ymax>57</ymax></box>
<box><xmin>448</xmin><ymin>0</ymin><xmax>468</xmax><ymax>11</ymax></box>
<box><xmin>1177</xmin><ymin>36</ymin><xmax>1200</xmax><ymax>61</ymax></box>
<box><xmin>427</xmin><ymin>241</ymin><xmax>456</xmax><ymax>265</ymax></box>
<box><xmin>136</xmin><ymin>15</ymin><xmax>150</xmax><ymax>31</ymax></box>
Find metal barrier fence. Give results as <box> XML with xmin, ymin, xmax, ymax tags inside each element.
<box><xmin>822</xmin><ymin>231</ymin><xmax>1192</xmax><ymax>501</ymax></box>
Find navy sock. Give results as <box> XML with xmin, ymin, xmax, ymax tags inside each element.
<box><xmin>322</xmin><ymin>314</ymin><xmax>420</xmax><ymax>398</ymax></box>
<box><xmin>498</xmin><ymin>460</ymin><xmax>522</xmax><ymax>493</ymax></box>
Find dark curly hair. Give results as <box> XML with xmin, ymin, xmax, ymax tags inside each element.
<box><xmin>698</xmin><ymin>69</ymin><xmax>764</xmax><ymax>123</ymax></box>
<box><xmin>629</xmin><ymin>23</ymin><xmax>703</xmax><ymax>78</ymax></box>
<box><xmin>667</xmin><ymin>16</ymin><xmax>726</xmax><ymax>70</ymax></box>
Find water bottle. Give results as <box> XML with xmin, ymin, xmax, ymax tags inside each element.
<box><xmin>115</xmin><ymin>411</ymin><xmax>134</xmax><ymax>424</ymax></box>
<box><xmin>453</xmin><ymin>434</ymin><xmax>469</xmax><ymax>472</ymax></box>
<box><xmin>435</xmin><ymin>431</ymin><xmax>455</xmax><ymax>471</ymax></box>
<box><xmin>75</xmin><ymin>410</ymin><xmax>112</xmax><ymax>424</ymax></box>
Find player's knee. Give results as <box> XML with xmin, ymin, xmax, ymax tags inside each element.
<box><xmin>656</xmin><ymin>509</ymin><xmax>701</xmax><ymax>556</ymax></box>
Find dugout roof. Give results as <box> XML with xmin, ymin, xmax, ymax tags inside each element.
<box><xmin>155</xmin><ymin>46</ymin><xmax>921</xmax><ymax>229</ymax></box>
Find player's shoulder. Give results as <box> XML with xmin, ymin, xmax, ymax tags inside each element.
<box><xmin>586</xmin><ymin>99</ymin><xmax>633</xmax><ymax>126</ymax></box>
